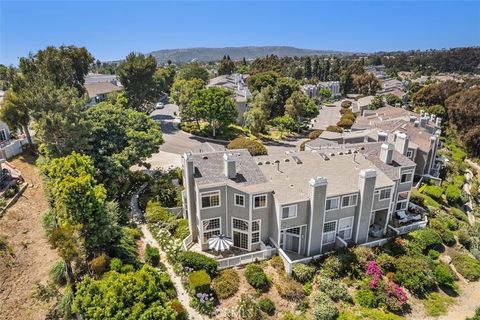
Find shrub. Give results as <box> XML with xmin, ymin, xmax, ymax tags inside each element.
<box><xmin>269</xmin><ymin>256</ymin><xmax>285</xmax><ymax>272</ymax></box>
<box><xmin>275</xmin><ymin>275</ymin><xmax>305</xmax><ymax>301</ymax></box>
<box><xmin>145</xmin><ymin>244</ymin><xmax>160</xmax><ymax>267</ymax></box>
<box><xmin>337</xmin><ymin>118</ymin><xmax>354</xmax><ymax>129</ymax></box>
<box><xmin>467</xmin><ymin>307</ymin><xmax>480</xmax><ymax>320</ymax></box>
<box><xmin>212</xmin><ymin>269</ymin><xmax>240</xmax><ymax>299</ymax></box>
<box><xmin>410</xmin><ymin>189</ymin><xmax>425</xmax><ymax>206</ymax></box>
<box><xmin>423</xmin><ymin>292</ymin><xmax>453</xmax><ymax>317</ymax></box>
<box><xmin>395</xmin><ymin>256</ymin><xmax>435</xmax><ymax>296</ymax></box>
<box><xmin>452</xmin><ymin>175</ymin><xmax>465</xmax><ymax>188</ymax></box>
<box><xmin>326</xmin><ymin>125</ymin><xmax>343</xmax><ymax>133</ymax></box>
<box><xmin>450</xmin><ymin>207</ymin><xmax>469</xmax><ymax>223</ymax></box>
<box><xmin>109</xmin><ymin>258</ymin><xmax>123</xmax><ymax>272</ymax></box>
<box><xmin>170</xmin><ymin>299</ymin><xmax>187</xmax><ymax>320</ymax></box>
<box><xmin>405</xmin><ymin>228</ymin><xmax>442</xmax><ymax>253</ymax></box>
<box><xmin>244</xmin><ymin>264</ymin><xmax>268</xmax><ymax>289</ymax></box>
<box><xmin>428</xmin><ymin>249</ymin><xmax>440</xmax><ymax>260</ymax></box>
<box><xmin>281</xmin><ymin>312</ymin><xmax>304</xmax><ymax>320</ymax></box>
<box><xmin>315</xmin><ymin>275</ymin><xmax>352</xmax><ymax>302</ymax></box>
<box><xmin>320</xmin><ymin>255</ymin><xmax>343</xmax><ymax>278</ymax></box>
<box><xmin>355</xmin><ymin>288</ymin><xmax>378</xmax><ymax>308</ymax></box>
<box><xmin>188</xmin><ymin>270</ymin><xmax>211</xmax><ymax>294</ymax></box>
<box><xmin>451</xmin><ymin>251</ymin><xmax>480</xmax><ymax>281</ymax></box>
<box><xmin>311</xmin><ymin>291</ymin><xmax>339</xmax><ymax>320</ymax></box>
<box><xmin>258</xmin><ymin>298</ymin><xmax>276</xmax><ymax>316</ymax></box>
<box><xmin>308</xmin><ymin>129</ymin><xmax>324</xmax><ymax>140</ymax></box>
<box><xmin>228</xmin><ymin>138</ymin><xmax>268</xmax><ymax>156</ymax></box>
<box><xmin>49</xmin><ymin>260</ymin><xmax>67</xmax><ymax>285</ymax></box>
<box><xmin>445</xmin><ymin>185</ymin><xmax>463</xmax><ymax>205</ymax></box>
<box><xmin>190</xmin><ymin>293</ymin><xmax>215</xmax><ymax>316</ymax></box>
<box><xmin>236</xmin><ymin>294</ymin><xmax>263</xmax><ymax>320</ymax></box>
<box><xmin>174</xmin><ymin>219</ymin><xmax>190</xmax><ymax>240</ymax></box>
<box><xmin>90</xmin><ymin>253</ymin><xmax>108</xmax><ymax>275</ymax></box>
<box><xmin>376</xmin><ymin>253</ymin><xmax>396</xmax><ymax>273</ymax></box>
<box><xmin>423</xmin><ymin>185</ymin><xmax>444</xmax><ymax>200</ymax></box>
<box><xmin>341</xmin><ymin>100</ymin><xmax>352</xmax><ymax>109</ymax></box>
<box><xmin>384</xmin><ymin>281</ymin><xmax>408</xmax><ymax>312</ymax></box>
<box><xmin>123</xmin><ymin>226</ymin><xmax>142</xmax><ymax>240</ymax></box>
<box><xmin>178</xmin><ymin>251</ymin><xmax>218</xmax><ymax>276</ymax></box>
<box><xmin>429</xmin><ymin>218</ymin><xmax>456</xmax><ymax>246</ymax></box>
<box><xmin>145</xmin><ymin>201</ymin><xmax>175</xmax><ymax>224</ymax></box>
<box><xmin>292</xmin><ymin>264</ymin><xmax>316</xmax><ymax>283</ymax></box>
<box><xmin>434</xmin><ymin>263</ymin><xmax>457</xmax><ymax>289</ymax></box>
<box><xmin>458</xmin><ymin>227</ymin><xmax>472</xmax><ymax>248</ymax></box>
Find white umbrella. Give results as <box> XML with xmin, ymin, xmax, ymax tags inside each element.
<box><xmin>208</xmin><ymin>234</ymin><xmax>233</xmax><ymax>252</ymax></box>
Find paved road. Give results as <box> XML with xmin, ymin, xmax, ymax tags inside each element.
<box><xmin>310</xmin><ymin>100</ymin><xmax>342</xmax><ymax>130</ymax></box>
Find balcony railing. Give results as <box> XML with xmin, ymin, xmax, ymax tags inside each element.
<box><xmin>389</xmin><ymin>216</ymin><xmax>428</xmax><ymax>235</ymax></box>
<box><xmin>217</xmin><ymin>246</ymin><xmax>276</xmax><ymax>269</ymax></box>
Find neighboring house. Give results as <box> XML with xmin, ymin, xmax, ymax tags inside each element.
<box><xmin>352</xmin><ymin>95</ymin><xmax>374</xmax><ymax>115</ymax></box>
<box><xmin>181</xmin><ymin>140</ymin><xmax>425</xmax><ymax>271</ymax></box>
<box><xmin>0</xmin><ymin>91</ymin><xmax>28</xmax><ymax>160</ymax></box>
<box><xmin>309</xmin><ymin>106</ymin><xmax>443</xmax><ymax>178</ymax></box>
<box><xmin>301</xmin><ymin>81</ymin><xmax>341</xmax><ymax>99</ymax></box>
<box><xmin>84</xmin><ymin>74</ymin><xmax>123</xmax><ymax>106</ymax></box>
<box><xmin>207</xmin><ymin>74</ymin><xmax>252</xmax><ymax>124</ymax></box>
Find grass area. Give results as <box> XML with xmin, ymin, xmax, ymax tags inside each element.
<box><xmin>423</xmin><ymin>292</ymin><xmax>454</xmax><ymax>317</ymax></box>
<box><xmin>339</xmin><ymin>307</ymin><xmax>403</xmax><ymax>320</ymax></box>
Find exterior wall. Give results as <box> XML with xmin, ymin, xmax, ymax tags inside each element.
<box><xmin>251</xmin><ymin>192</ymin><xmax>273</xmax><ymax>244</ymax></box>
<box><xmin>356</xmin><ymin>170</ymin><xmax>377</xmax><ymax>244</ymax></box>
<box><xmin>307</xmin><ymin>179</ymin><xmax>327</xmax><ymax>256</ymax></box>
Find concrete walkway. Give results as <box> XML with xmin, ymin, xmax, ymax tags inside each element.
<box><xmin>140</xmin><ymin>224</ymin><xmax>203</xmax><ymax>320</ymax></box>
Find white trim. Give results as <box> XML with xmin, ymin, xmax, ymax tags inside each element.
<box><xmin>325</xmin><ymin>196</ymin><xmax>340</xmax><ymax>211</ymax></box>
<box><xmin>201</xmin><ymin>217</ymin><xmax>222</xmax><ymax>244</ymax></box>
<box><xmin>338</xmin><ymin>216</ymin><xmax>354</xmax><ymax>240</ymax></box>
<box><xmin>200</xmin><ymin>190</ymin><xmax>221</xmax><ymax>209</ymax></box>
<box><xmin>232</xmin><ymin>217</ymin><xmax>250</xmax><ymax>250</ymax></box>
<box><xmin>234</xmin><ymin>193</ymin><xmax>245</xmax><ymax>207</ymax></box>
<box><xmin>281</xmin><ymin>204</ymin><xmax>298</xmax><ymax>220</ymax></box>
<box><xmin>281</xmin><ymin>224</ymin><xmax>307</xmax><ymax>255</ymax></box>
<box><xmin>253</xmin><ymin>194</ymin><xmax>268</xmax><ymax>209</ymax></box>
<box><xmin>251</xmin><ymin>220</ymin><xmax>261</xmax><ymax>244</ymax></box>
<box><xmin>341</xmin><ymin>193</ymin><xmax>358</xmax><ymax>208</ymax></box>
<box><xmin>322</xmin><ymin>220</ymin><xmax>337</xmax><ymax>245</ymax></box>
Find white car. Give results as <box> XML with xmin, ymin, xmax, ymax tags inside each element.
<box><xmin>155</xmin><ymin>102</ymin><xmax>164</xmax><ymax>109</ymax></box>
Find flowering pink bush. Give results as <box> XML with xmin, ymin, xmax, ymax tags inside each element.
<box><xmin>366</xmin><ymin>261</ymin><xmax>382</xmax><ymax>289</ymax></box>
<box><xmin>384</xmin><ymin>281</ymin><xmax>408</xmax><ymax>311</ymax></box>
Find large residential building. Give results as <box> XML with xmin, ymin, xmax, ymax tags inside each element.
<box><xmin>307</xmin><ymin>106</ymin><xmax>443</xmax><ymax>178</ymax></box>
<box><xmin>301</xmin><ymin>81</ymin><xmax>341</xmax><ymax>99</ymax></box>
<box><xmin>84</xmin><ymin>74</ymin><xmax>123</xmax><ymax>106</ymax></box>
<box><xmin>182</xmin><ymin>138</ymin><xmax>426</xmax><ymax>270</ymax></box>
<box><xmin>207</xmin><ymin>74</ymin><xmax>252</xmax><ymax>124</ymax></box>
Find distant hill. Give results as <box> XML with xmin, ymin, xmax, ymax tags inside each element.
<box><xmin>146</xmin><ymin>46</ymin><xmax>354</xmax><ymax>63</ymax></box>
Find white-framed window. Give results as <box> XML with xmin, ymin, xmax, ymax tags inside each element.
<box><xmin>232</xmin><ymin>218</ymin><xmax>249</xmax><ymax>231</ymax></box>
<box><xmin>379</xmin><ymin>188</ymin><xmax>391</xmax><ymax>200</ymax></box>
<box><xmin>0</xmin><ymin>130</ymin><xmax>7</xmax><ymax>142</ymax></box>
<box><xmin>202</xmin><ymin>218</ymin><xmax>221</xmax><ymax>242</ymax></box>
<box><xmin>396</xmin><ymin>201</ymin><xmax>407</xmax><ymax>211</ymax></box>
<box><xmin>407</xmin><ymin>149</ymin><xmax>414</xmax><ymax>159</ymax></box>
<box><xmin>326</xmin><ymin>197</ymin><xmax>340</xmax><ymax>211</ymax></box>
<box><xmin>234</xmin><ymin>194</ymin><xmax>245</xmax><ymax>207</ymax></box>
<box><xmin>338</xmin><ymin>217</ymin><xmax>353</xmax><ymax>240</ymax></box>
<box><xmin>251</xmin><ymin>220</ymin><xmax>260</xmax><ymax>243</ymax></box>
<box><xmin>400</xmin><ymin>170</ymin><xmax>414</xmax><ymax>183</ymax></box>
<box><xmin>281</xmin><ymin>205</ymin><xmax>297</xmax><ymax>219</ymax></box>
<box><xmin>341</xmin><ymin>194</ymin><xmax>358</xmax><ymax>208</ymax></box>
<box><xmin>201</xmin><ymin>191</ymin><xmax>220</xmax><ymax>208</ymax></box>
<box><xmin>286</xmin><ymin>227</ymin><xmax>301</xmax><ymax>235</ymax></box>
<box><xmin>397</xmin><ymin>191</ymin><xmax>409</xmax><ymax>201</ymax></box>
<box><xmin>254</xmin><ymin>194</ymin><xmax>267</xmax><ymax>209</ymax></box>
<box><xmin>322</xmin><ymin>221</ymin><xmax>337</xmax><ymax>244</ymax></box>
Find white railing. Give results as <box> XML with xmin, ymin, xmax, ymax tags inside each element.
<box><xmin>182</xmin><ymin>234</ymin><xmax>193</xmax><ymax>251</ymax></box>
<box><xmin>217</xmin><ymin>247</ymin><xmax>276</xmax><ymax>269</ymax></box>
<box><xmin>361</xmin><ymin>237</ymin><xmax>390</xmax><ymax>248</ymax></box>
<box><xmin>390</xmin><ymin>216</ymin><xmax>428</xmax><ymax>235</ymax></box>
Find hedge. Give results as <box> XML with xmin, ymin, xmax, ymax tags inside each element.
<box><xmin>227</xmin><ymin>137</ymin><xmax>267</xmax><ymax>156</ymax></box>
<box><xmin>145</xmin><ymin>201</ymin><xmax>175</xmax><ymax>224</ymax></box>
<box><xmin>178</xmin><ymin>251</ymin><xmax>218</xmax><ymax>276</ymax></box>
<box><xmin>395</xmin><ymin>255</ymin><xmax>436</xmax><ymax>296</ymax></box>
<box><xmin>422</xmin><ymin>185</ymin><xmax>444</xmax><ymax>200</ymax></box>
<box><xmin>341</xmin><ymin>100</ymin><xmax>352</xmax><ymax>109</ymax></box>
<box><xmin>451</xmin><ymin>252</ymin><xmax>480</xmax><ymax>281</ymax></box>
<box><xmin>445</xmin><ymin>184</ymin><xmax>463</xmax><ymax>205</ymax></box>
<box><xmin>326</xmin><ymin>125</ymin><xmax>343</xmax><ymax>133</ymax></box>
<box><xmin>188</xmin><ymin>270</ymin><xmax>212</xmax><ymax>294</ymax></box>
<box><xmin>337</xmin><ymin>118</ymin><xmax>354</xmax><ymax>129</ymax></box>
<box><xmin>406</xmin><ymin>228</ymin><xmax>442</xmax><ymax>253</ymax></box>
<box><xmin>308</xmin><ymin>130</ymin><xmax>324</xmax><ymax>140</ymax></box>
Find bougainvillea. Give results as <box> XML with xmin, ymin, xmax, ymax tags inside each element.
<box><xmin>384</xmin><ymin>281</ymin><xmax>408</xmax><ymax>311</ymax></box>
<box><xmin>366</xmin><ymin>261</ymin><xmax>383</xmax><ymax>289</ymax></box>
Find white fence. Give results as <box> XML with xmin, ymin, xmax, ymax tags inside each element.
<box><xmin>182</xmin><ymin>234</ymin><xmax>193</xmax><ymax>251</ymax></box>
<box><xmin>217</xmin><ymin>247</ymin><xmax>276</xmax><ymax>269</ymax></box>
<box><xmin>361</xmin><ymin>237</ymin><xmax>390</xmax><ymax>248</ymax></box>
<box><xmin>390</xmin><ymin>217</ymin><xmax>428</xmax><ymax>235</ymax></box>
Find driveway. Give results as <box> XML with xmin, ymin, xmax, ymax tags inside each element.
<box><xmin>310</xmin><ymin>101</ymin><xmax>342</xmax><ymax>130</ymax></box>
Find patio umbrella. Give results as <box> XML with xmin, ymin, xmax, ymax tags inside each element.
<box><xmin>208</xmin><ymin>234</ymin><xmax>233</xmax><ymax>252</ymax></box>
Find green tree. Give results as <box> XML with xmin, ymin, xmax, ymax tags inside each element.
<box><xmin>218</xmin><ymin>55</ymin><xmax>235</xmax><ymax>75</ymax></box>
<box><xmin>250</xmin><ymin>85</ymin><xmax>279</xmax><ymax>119</ymax></box>
<box><xmin>353</xmin><ymin>73</ymin><xmax>381</xmax><ymax>95</ymax></box>
<box><xmin>72</xmin><ymin>265</ymin><xmax>178</xmax><ymax>319</ymax></box>
<box><xmin>154</xmin><ymin>65</ymin><xmax>176</xmax><ymax>94</ymax></box>
<box><xmin>117</xmin><ymin>52</ymin><xmax>159</xmax><ymax>112</ymax></box>
<box><xmin>319</xmin><ymin>88</ymin><xmax>332</xmax><ymax>100</ymax></box>
<box><xmin>0</xmin><ymin>90</ymin><xmax>33</xmax><ymax>144</ymax></box>
<box><xmin>369</xmin><ymin>96</ymin><xmax>384</xmax><ymax>110</ymax></box>
<box><xmin>176</xmin><ymin>62</ymin><xmax>209</xmax><ymax>83</ymax></box>
<box><xmin>246</xmin><ymin>71</ymin><xmax>279</xmax><ymax>94</ymax></box>
<box><xmin>170</xmin><ymin>78</ymin><xmax>205</xmax><ymax>117</ymax></box>
<box><xmin>272</xmin><ymin>115</ymin><xmax>296</xmax><ymax>138</ymax></box>
<box><xmin>244</xmin><ymin>107</ymin><xmax>268</xmax><ymax>135</ymax></box>
<box><xmin>285</xmin><ymin>91</ymin><xmax>318</xmax><ymax>122</ymax></box>
<box><xmin>187</xmin><ymin>87</ymin><xmax>237</xmax><ymax>136</ymax></box>
<box><xmin>275</xmin><ymin>77</ymin><xmax>300</xmax><ymax>117</ymax></box>
<box><xmin>304</xmin><ymin>57</ymin><xmax>312</xmax><ymax>79</ymax></box>
<box><xmin>340</xmin><ymin>69</ymin><xmax>353</xmax><ymax>95</ymax></box>
<box><xmin>85</xmin><ymin>102</ymin><xmax>163</xmax><ymax>194</ymax></box>
<box><xmin>384</xmin><ymin>93</ymin><xmax>403</xmax><ymax>106</ymax></box>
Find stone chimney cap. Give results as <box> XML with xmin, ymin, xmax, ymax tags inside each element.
<box><xmin>309</xmin><ymin>176</ymin><xmax>328</xmax><ymax>187</ymax></box>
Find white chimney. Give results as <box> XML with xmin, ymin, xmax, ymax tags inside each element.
<box><xmin>395</xmin><ymin>132</ymin><xmax>409</xmax><ymax>156</ymax></box>
<box><xmin>436</xmin><ymin>117</ymin><xmax>442</xmax><ymax>127</ymax></box>
<box><xmin>380</xmin><ymin>143</ymin><xmax>394</xmax><ymax>164</ymax></box>
<box><xmin>414</xmin><ymin>120</ymin><xmax>420</xmax><ymax>127</ymax></box>
<box><xmin>378</xmin><ymin>131</ymin><xmax>388</xmax><ymax>142</ymax></box>
<box><xmin>420</xmin><ymin>117</ymin><xmax>427</xmax><ymax>128</ymax></box>
<box><xmin>223</xmin><ymin>153</ymin><xmax>236</xmax><ymax>179</ymax></box>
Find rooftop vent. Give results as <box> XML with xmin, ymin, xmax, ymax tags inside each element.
<box><xmin>202</xmin><ymin>156</ymin><xmax>208</xmax><ymax>160</ymax></box>
<box><xmin>330</xmin><ymin>153</ymin><xmax>335</xmax><ymax>156</ymax></box>
<box><xmin>284</xmin><ymin>158</ymin><xmax>290</xmax><ymax>162</ymax></box>
<box><xmin>265</xmin><ymin>161</ymin><xmax>271</xmax><ymax>165</ymax></box>
<box><xmin>338</xmin><ymin>152</ymin><xmax>344</xmax><ymax>155</ymax></box>
<box><xmin>292</xmin><ymin>155</ymin><xmax>303</xmax><ymax>164</ymax></box>
<box><xmin>319</xmin><ymin>153</ymin><xmax>330</xmax><ymax>161</ymax></box>
<box><xmin>257</xmin><ymin>162</ymin><xmax>263</xmax><ymax>165</ymax></box>
<box><xmin>274</xmin><ymin>160</ymin><xmax>280</xmax><ymax>163</ymax></box>
<box><xmin>353</xmin><ymin>150</ymin><xmax>358</xmax><ymax>154</ymax></box>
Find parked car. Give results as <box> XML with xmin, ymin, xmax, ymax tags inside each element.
<box><xmin>155</xmin><ymin>102</ymin><xmax>164</xmax><ymax>109</ymax></box>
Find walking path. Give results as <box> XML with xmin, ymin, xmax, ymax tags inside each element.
<box><xmin>140</xmin><ymin>224</ymin><xmax>203</xmax><ymax>320</ymax></box>
<box><xmin>130</xmin><ymin>183</ymin><xmax>203</xmax><ymax>320</ymax></box>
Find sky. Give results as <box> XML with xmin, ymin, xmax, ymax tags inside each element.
<box><xmin>1</xmin><ymin>1</ymin><xmax>479</xmax><ymax>65</ymax></box>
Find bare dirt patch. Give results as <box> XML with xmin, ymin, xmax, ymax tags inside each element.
<box><xmin>0</xmin><ymin>156</ymin><xmax>58</xmax><ymax>320</ymax></box>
